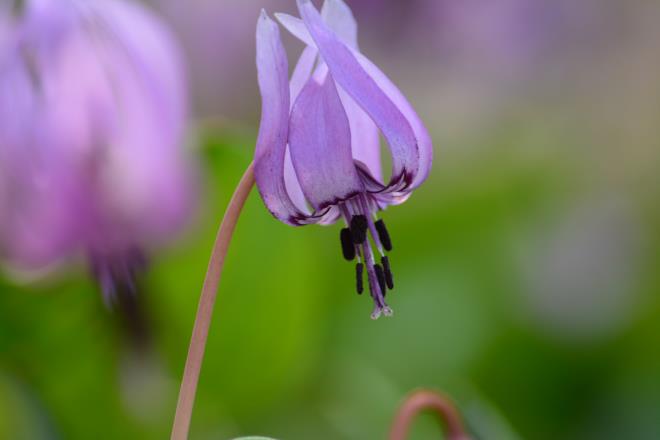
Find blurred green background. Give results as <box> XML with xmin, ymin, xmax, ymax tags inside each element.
<box><xmin>2</xmin><ymin>0</ymin><xmax>660</xmax><ymax>439</ymax></box>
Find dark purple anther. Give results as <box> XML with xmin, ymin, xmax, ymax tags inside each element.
<box><xmin>350</xmin><ymin>215</ymin><xmax>368</xmax><ymax>244</ymax></box>
<box><xmin>340</xmin><ymin>227</ymin><xmax>356</xmax><ymax>260</ymax></box>
<box><xmin>355</xmin><ymin>262</ymin><xmax>364</xmax><ymax>294</ymax></box>
<box><xmin>381</xmin><ymin>256</ymin><xmax>394</xmax><ymax>289</ymax></box>
<box><xmin>374</xmin><ymin>263</ymin><xmax>387</xmax><ymax>296</ymax></box>
<box><xmin>375</xmin><ymin>219</ymin><xmax>392</xmax><ymax>251</ymax></box>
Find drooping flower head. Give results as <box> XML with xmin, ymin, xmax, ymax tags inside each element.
<box><xmin>254</xmin><ymin>0</ymin><xmax>433</xmax><ymax>319</ymax></box>
<box><xmin>0</xmin><ymin>0</ymin><xmax>193</xmax><ymax>303</ymax></box>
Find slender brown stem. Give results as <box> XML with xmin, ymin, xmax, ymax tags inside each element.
<box><xmin>170</xmin><ymin>162</ymin><xmax>255</xmax><ymax>440</ymax></box>
<box><xmin>389</xmin><ymin>389</ymin><xmax>470</xmax><ymax>440</ymax></box>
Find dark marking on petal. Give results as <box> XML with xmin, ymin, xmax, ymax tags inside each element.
<box><xmin>356</xmin><ymin>263</ymin><xmax>364</xmax><ymax>294</ymax></box>
<box><xmin>317</xmin><ymin>190</ymin><xmax>362</xmax><ymax>212</ymax></box>
<box><xmin>340</xmin><ymin>228</ymin><xmax>356</xmax><ymax>260</ymax></box>
<box><xmin>375</xmin><ymin>219</ymin><xmax>392</xmax><ymax>251</ymax></box>
<box><xmin>350</xmin><ymin>215</ymin><xmax>368</xmax><ymax>244</ymax></box>
<box><xmin>381</xmin><ymin>256</ymin><xmax>394</xmax><ymax>289</ymax></box>
<box><xmin>374</xmin><ymin>264</ymin><xmax>387</xmax><ymax>296</ymax></box>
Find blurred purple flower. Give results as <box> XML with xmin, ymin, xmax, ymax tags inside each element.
<box><xmin>0</xmin><ymin>0</ymin><xmax>194</xmax><ymax>302</ymax></box>
<box><xmin>255</xmin><ymin>0</ymin><xmax>432</xmax><ymax>319</ymax></box>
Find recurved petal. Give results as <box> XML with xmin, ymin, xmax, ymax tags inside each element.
<box><xmin>255</xmin><ymin>10</ymin><xmax>306</xmax><ymax>225</ymax></box>
<box><xmin>279</xmin><ymin>0</ymin><xmax>359</xmax><ymax>49</ymax></box>
<box><xmin>318</xmin><ymin>205</ymin><xmax>342</xmax><ymax>225</ymax></box>
<box><xmin>276</xmin><ymin>1</ymin><xmax>358</xmax><ymax>49</ymax></box>
<box><xmin>354</xmin><ymin>52</ymin><xmax>433</xmax><ymax>189</ymax></box>
<box><xmin>296</xmin><ymin>0</ymin><xmax>420</xmax><ymax>190</ymax></box>
<box><xmin>274</xmin><ymin>12</ymin><xmax>315</xmax><ymax>46</ymax></box>
<box><xmin>321</xmin><ymin>0</ymin><xmax>358</xmax><ymax>49</ymax></box>
<box><xmin>289</xmin><ymin>75</ymin><xmax>364</xmax><ymax>211</ymax></box>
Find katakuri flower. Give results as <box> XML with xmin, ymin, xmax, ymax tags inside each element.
<box><xmin>254</xmin><ymin>0</ymin><xmax>433</xmax><ymax>319</ymax></box>
<box><xmin>0</xmin><ymin>0</ymin><xmax>193</xmax><ymax>303</ymax></box>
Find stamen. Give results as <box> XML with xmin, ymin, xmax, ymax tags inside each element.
<box><xmin>374</xmin><ymin>263</ymin><xmax>387</xmax><ymax>296</ymax></box>
<box><xmin>350</xmin><ymin>214</ymin><xmax>368</xmax><ymax>244</ymax></box>
<box><xmin>355</xmin><ymin>263</ymin><xmax>364</xmax><ymax>294</ymax></box>
<box><xmin>343</xmin><ymin>196</ymin><xmax>395</xmax><ymax>318</ymax></box>
<box><xmin>381</xmin><ymin>256</ymin><xmax>394</xmax><ymax>289</ymax></box>
<box><xmin>375</xmin><ymin>219</ymin><xmax>392</xmax><ymax>251</ymax></box>
<box><xmin>340</xmin><ymin>228</ymin><xmax>356</xmax><ymax>260</ymax></box>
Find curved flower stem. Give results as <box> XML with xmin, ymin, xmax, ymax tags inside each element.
<box><xmin>389</xmin><ymin>389</ymin><xmax>470</xmax><ymax>440</ymax></box>
<box><xmin>171</xmin><ymin>161</ymin><xmax>255</xmax><ymax>440</ymax></box>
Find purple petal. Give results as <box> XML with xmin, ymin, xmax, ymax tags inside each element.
<box><xmin>283</xmin><ymin>148</ymin><xmax>309</xmax><ymax>215</ymax></box>
<box><xmin>289</xmin><ymin>75</ymin><xmax>364</xmax><ymax>211</ymax></box>
<box><xmin>321</xmin><ymin>0</ymin><xmax>381</xmax><ymax>180</ymax></box>
<box><xmin>41</xmin><ymin>2</ymin><xmax>192</xmax><ymax>246</ymax></box>
<box><xmin>285</xmin><ymin>46</ymin><xmax>319</xmax><ymax>215</ymax></box>
<box><xmin>289</xmin><ymin>44</ymin><xmax>318</xmax><ymax>104</ymax></box>
<box><xmin>90</xmin><ymin>0</ymin><xmax>188</xmax><ymax>141</ymax></box>
<box><xmin>274</xmin><ymin>13</ymin><xmax>316</xmax><ymax>46</ymax></box>
<box><xmin>297</xmin><ymin>0</ymin><xmax>421</xmax><ymax>190</ymax></box>
<box><xmin>284</xmin><ymin>2</ymin><xmax>433</xmax><ymax>191</ymax></box>
<box><xmin>277</xmin><ymin>0</ymin><xmax>358</xmax><ymax>49</ymax></box>
<box><xmin>338</xmin><ymin>87</ymin><xmax>382</xmax><ymax>183</ymax></box>
<box><xmin>276</xmin><ymin>11</ymin><xmax>383</xmax><ymax>183</ymax></box>
<box><xmin>318</xmin><ymin>205</ymin><xmax>342</xmax><ymax>226</ymax></box>
<box><xmin>353</xmin><ymin>52</ymin><xmax>433</xmax><ymax>189</ymax></box>
<box><xmin>255</xmin><ymin>10</ymin><xmax>306</xmax><ymax>225</ymax></box>
<box><xmin>321</xmin><ymin>0</ymin><xmax>358</xmax><ymax>49</ymax></box>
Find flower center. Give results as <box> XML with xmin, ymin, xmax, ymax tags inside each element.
<box><xmin>338</xmin><ymin>193</ymin><xmax>395</xmax><ymax>319</ymax></box>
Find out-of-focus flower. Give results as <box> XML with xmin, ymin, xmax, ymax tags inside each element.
<box><xmin>0</xmin><ymin>0</ymin><xmax>194</xmax><ymax>302</ymax></box>
<box><xmin>255</xmin><ymin>0</ymin><xmax>432</xmax><ymax>319</ymax></box>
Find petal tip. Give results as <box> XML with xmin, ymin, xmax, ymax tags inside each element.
<box><xmin>257</xmin><ymin>9</ymin><xmax>279</xmax><ymax>39</ymax></box>
<box><xmin>273</xmin><ymin>12</ymin><xmax>288</xmax><ymax>24</ymax></box>
<box><xmin>326</xmin><ymin>0</ymin><xmax>352</xmax><ymax>13</ymax></box>
<box><xmin>297</xmin><ymin>0</ymin><xmax>313</xmax><ymax>11</ymax></box>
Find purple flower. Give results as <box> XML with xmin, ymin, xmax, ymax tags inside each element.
<box><xmin>0</xmin><ymin>0</ymin><xmax>193</xmax><ymax>303</ymax></box>
<box><xmin>254</xmin><ymin>0</ymin><xmax>433</xmax><ymax>319</ymax></box>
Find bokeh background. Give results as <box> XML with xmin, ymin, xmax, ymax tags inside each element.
<box><xmin>2</xmin><ymin>0</ymin><xmax>660</xmax><ymax>439</ymax></box>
